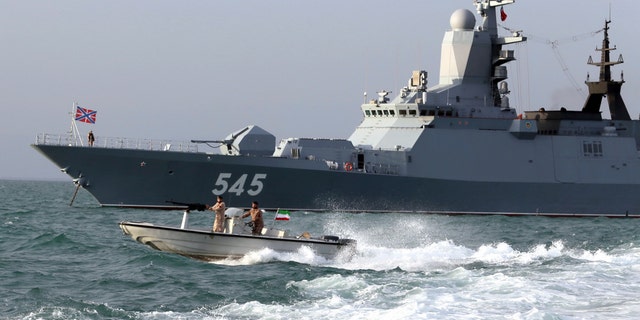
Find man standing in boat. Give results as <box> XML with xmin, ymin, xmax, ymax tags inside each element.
<box><xmin>242</xmin><ymin>201</ymin><xmax>264</xmax><ymax>235</ymax></box>
<box><xmin>208</xmin><ymin>195</ymin><xmax>226</xmax><ymax>232</ymax></box>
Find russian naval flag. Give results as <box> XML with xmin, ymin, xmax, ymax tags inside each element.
<box><xmin>75</xmin><ymin>106</ymin><xmax>97</xmax><ymax>124</ymax></box>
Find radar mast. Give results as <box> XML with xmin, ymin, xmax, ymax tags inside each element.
<box><xmin>582</xmin><ymin>20</ymin><xmax>630</xmax><ymax>120</ymax></box>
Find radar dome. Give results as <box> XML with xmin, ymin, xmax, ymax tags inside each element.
<box><xmin>450</xmin><ymin>9</ymin><xmax>475</xmax><ymax>30</ymax></box>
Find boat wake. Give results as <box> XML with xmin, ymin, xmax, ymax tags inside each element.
<box><xmin>141</xmin><ymin>240</ymin><xmax>640</xmax><ymax>320</ymax></box>
<box><xmin>335</xmin><ymin>238</ymin><xmax>640</xmax><ymax>272</ymax></box>
<box><xmin>206</xmin><ymin>235</ymin><xmax>637</xmax><ymax>272</ymax></box>
<box><xmin>209</xmin><ymin>246</ymin><xmax>334</xmax><ymax>266</ymax></box>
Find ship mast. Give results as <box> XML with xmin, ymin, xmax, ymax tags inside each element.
<box><xmin>581</xmin><ymin>20</ymin><xmax>630</xmax><ymax>120</ymax></box>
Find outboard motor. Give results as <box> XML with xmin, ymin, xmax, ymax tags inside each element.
<box><xmin>223</xmin><ymin>207</ymin><xmax>248</xmax><ymax>234</ymax></box>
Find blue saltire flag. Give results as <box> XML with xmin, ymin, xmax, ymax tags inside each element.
<box><xmin>75</xmin><ymin>106</ymin><xmax>97</xmax><ymax>124</ymax></box>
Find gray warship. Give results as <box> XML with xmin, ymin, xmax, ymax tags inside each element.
<box><xmin>33</xmin><ymin>0</ymin><xmax>640</xmax><ymax>216</ymax></box>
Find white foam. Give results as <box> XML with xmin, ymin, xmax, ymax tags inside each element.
<box><xmin>200</xmin><ymin>236</ymin><xmax>640</xmax><ymax>319</ymax></box>
<box><xmin>210</xmin><ymin>246</ymin><xmax>331</xmax><ymax>266</ymax></box>
<box><xmin>333</xmin><ymin>240</ymin><xmax>473</xmax><ymax>272</ymax></box>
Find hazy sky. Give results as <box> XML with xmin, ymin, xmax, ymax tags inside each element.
<box><xmin>1</xmin><ymin>0</ymin><xmax>637</xmax><ymax>181</ymax></box>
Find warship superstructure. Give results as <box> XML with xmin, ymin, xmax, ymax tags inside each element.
<box><xmin>33</xmin><ymin>1</ymin><xmax>640</xmax><ymax>216</ymax></box>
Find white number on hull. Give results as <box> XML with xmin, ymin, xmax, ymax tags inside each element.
<box><xmin>212</xmin><ymin>173</ymin><xmax>267</xmax><ymax>196</ymax></box>
<box><xmin>247</xmin><ymin>173</ymin><xmax>267</xmax><ymax>196</ymax></box>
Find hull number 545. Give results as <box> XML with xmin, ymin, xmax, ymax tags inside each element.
<box><xmin>212</xmin><ymin>173</ymin><xmax>267</xmax><ymax>196</ymax></box>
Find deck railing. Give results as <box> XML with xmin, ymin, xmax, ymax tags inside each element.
<box><xmin>35</xmin><ymin>133</ymin><xmax>200</xmax><ymax>153</ymax></box>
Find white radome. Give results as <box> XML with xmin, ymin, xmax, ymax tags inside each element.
<box><xmin>450</xmin><ymin>9</ymin><xmax>476</xmax><ymax>30</ymax></box>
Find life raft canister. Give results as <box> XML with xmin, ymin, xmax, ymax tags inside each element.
<box><xmin>344</xmin><ymin>162</ymin><xmax>353</xmax><ymax>171</ymax></box>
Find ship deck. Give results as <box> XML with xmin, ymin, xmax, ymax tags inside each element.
<box><xmin>35</xmin><ymin>133</ymin><xmax>200</xmax><ymax>153</ymax></box>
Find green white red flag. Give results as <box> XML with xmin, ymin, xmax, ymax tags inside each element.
<box><xmin>275</xmin><ymin>210</ymin><xmax>290</xmax><ymax>221</ymax></box>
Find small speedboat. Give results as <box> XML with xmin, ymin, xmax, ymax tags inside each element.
<box><xmin>119</xmin><ymin>208</ymin><xmax>357</xmax><ymax>261</ymax></box>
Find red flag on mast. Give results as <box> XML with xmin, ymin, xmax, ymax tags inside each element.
<box><xmin>500</xmin><ymin>7</ymin><xmax>507</xmax><ymax>21</ymax></box>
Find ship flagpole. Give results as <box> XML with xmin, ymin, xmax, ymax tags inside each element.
<box><xmin>69</xmin><ymin>102</ymin><xmax>75</xmax><ymax>145</ymax></box>
<box><xmin>70</xmin><ymin>102</ymin><xmax>83</xmax><ymax>146</ymax></box>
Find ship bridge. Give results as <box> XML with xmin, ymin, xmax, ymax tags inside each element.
<box><xmin>348</xmin><ymin>107</ymin><xmax>428</xmax><ymax>151</ymax></box>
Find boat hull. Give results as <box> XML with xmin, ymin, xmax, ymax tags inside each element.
<box><xmin>119</xmin><ymin>221</ymin><xmax>356</xmax><ymax>260</ymax></box>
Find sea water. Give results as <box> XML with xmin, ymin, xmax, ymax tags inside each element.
<box><xmin>1</xmin><ymin>180</ymin><xmax>640</xmax><ymax>319</ymax></box>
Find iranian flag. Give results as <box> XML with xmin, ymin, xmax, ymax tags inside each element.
<box><xmin>275</xmin><ymin>210</ymin><xmax>290</xmax><ymax>221</ymax></box>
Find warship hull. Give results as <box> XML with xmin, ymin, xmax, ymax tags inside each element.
<box><xmin>32</xmin><ymin>132</ymin><xmax>640</xmax><ymax>216</ymax></box>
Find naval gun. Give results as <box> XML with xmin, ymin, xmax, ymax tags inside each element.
<box><xmin>191</xmin><ymin>125</ymin><xmax>276</xmax><ymax>156</ymax></box>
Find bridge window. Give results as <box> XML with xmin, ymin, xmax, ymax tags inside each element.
<box><xmin>291</xmin><ymin>148</ymin><xmax>300</xmax><ymax>159</ymax></box>
<box><xmin>583</xmin><ymin>141</ymin><xmax>603</xmax><ymax>157</ymax></box>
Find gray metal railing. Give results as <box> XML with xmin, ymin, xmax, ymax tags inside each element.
<box><xmin>35</xmin><ymin>133</ymin><xmax>200</xmax><ymax>153</ymax></box>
